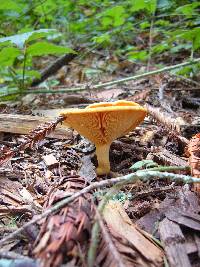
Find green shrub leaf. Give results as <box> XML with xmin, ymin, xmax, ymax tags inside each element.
<box><xmin>27</xmin><ymin>42</ymin><xmax>75</xmax><ymax>56</ymax></box>
<box><xmin>0</xmin><ymin>29</ymin><xmax>56</xmax><ymax>49</ymax></box>
<box><xmin>0</xmin><ymin>47</ymin><xmax>21</xmax><ymax>67</ymax></box>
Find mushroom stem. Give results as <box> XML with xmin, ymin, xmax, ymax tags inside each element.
<box><xmin>96</xmin><ymin>144</ymin><xmax>111</xmax><ymax>175</ymax></box>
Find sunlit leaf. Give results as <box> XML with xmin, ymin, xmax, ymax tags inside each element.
<box><xmin>140</xmin><ymin>21</ymin><xmax>150</xmax><ymax>29</ymax></box>
<box><xmin>0</xmin><ymin>47</ymin><xmax>21</xmax><ymax>67</ymax></box>
<box><xmin>0</xmin><ymin>29</ymin><xmax>56</xmax><ymax>49</ymax></box>
<box><xmin>92</xmin><ymin>33</ymin><xmax>111</xmax><ymax>44</ymax></box>
<box><xmin>27</xmin><ymin>42</ymin><xmax>75</xmax><ymax>56</ymax></box>
<box><xmin>128</xmin><ymin>50</ymin><xmax>148</xmax><ymax>61</ymax></box>
<box><xmin>0</xmin><ymin>0</ymin><xmax>20</xmax><ymax>11</ymax></box>
<box><xmin>101</xmin><ymin>5</ymin><xmax>126</xmax><ymax>27</ymax></box>
<box><xmin>15</xmin><ymin>69</ymin><xmax>41</xmax><ymax>79</ymax></box>
<box><xmin>176</xmin><ymin>2</ymin><xmax>200</xmax><ymax>17</ymax></box>
<box><xmin>130</xmin><ymin>0</ymin><xmax>146</xmax><ymax>12</ymax></box>
<box><xmin>152</xmin><ymin>43</ymin><xmax>169</xmax><ymax>54</ymax></box>
<box><xmin>178</xmin><ymin>28</ymin><xmax>200</xmax><ymax>50</ymax></box>
<box><xmin>130</xmin><ymin>0</ymin><xmax>157</xmax><ymax>13</ymax></box>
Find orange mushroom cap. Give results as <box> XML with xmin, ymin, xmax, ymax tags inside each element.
<box><xmin>60</xmin><ymin>100</ymin><xmax>147</xmax><ymax>175</ymax></box>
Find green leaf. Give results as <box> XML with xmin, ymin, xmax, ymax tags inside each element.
<box><xmin>130</xmin><ymin>0</ymin><xmax>157</xmax><ymax>13</ymax></box>
<box><xmin>0</xmin><ymin>29</ymin><xmax>56</xmax><ymax>49</ymax></box>
<box><xmin>0</xmin><ymin>0</ymin><xmax>20</xmax><ymax>11</ymax></box>
<box><xmin>178</xmin><ymin>28</ymin><xmax>200</xmax><ymax>50</ymax></box>
<box><xmin>140</xmin><ymin>21</ymin><xmax>150</xmax><ymax>29</ymax></box>
<box><xmin>148</xmin><ymin>0</ymin><xmax>157</xmax><ymax>14</ymax></box>
<box><xmin>101</xmin><ymin>5</ymin><xmax>126</xmax><ymax>27</ymax></box>
<box><xmin>176</xmin><ymin>2</ymin><xmax>200</xmax><ymax>17</ymax></box>
<box><xmin>130</xmin><ymin>160</ymin><xmax>158</xmax><ymax>170</ymax></box>
<box><xmin>152</xmin><ymin>43</ymin><xmax>169</xmax><ymax>54</ymax></box>
<box><xmin>15</xmin><ymin>69</ymin><xmax>41</xmax><ymax>80</ymax></box>
<box><xmin>0</xmin><ymin>47</ymin><xmax>21</xmax><ymax>67</ymax></box>
<box><xmin>130</xmin><ymin>0</ymin><xmax>146</xmax><ymax>12</ymax></box>
<box><xmin>127</xmin><ymin>50</ymin><xmax>148</xmax><ymax>61</ymax></box>
<box><xmin>155</xmin><ymin>19</ymin><xmax>170</xmax><ymax>27</ymax></box>
<box><xmin>92</xmin><ymin>33</ymin><xmax>111</xmax><ymax>44</ymax></box>
<box><xmin>27</xmin><ymin>42</ymin><xmax>75</xmax><ymax>56</ymax></box>
<box><xmin>172</xmin><ymin>66</ymin><xmax>193</xmax><ymax>76</ymax></box>
<box><xmin>26</xmin><ymin>30</ymin><xmax>59</xmax><ymax>43</ymax></box>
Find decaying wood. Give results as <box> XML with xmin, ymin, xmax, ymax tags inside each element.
<box><xmin>103</xmin><ymin>201</ymin><xmax>163</xmax><ymax>267</ymax></box>
<box><xmin>0</xmin><ymin>116</ymin><xmax>65</xmax><ymax>166</ymax></box>
<box><xmin>147</xmin><ymin>148</ymin><xmax>189</xmax><ymax>168</ymax></box>
<box><xmin>31</xmin><ymin>52</ymin><xmax>77</xmax><ymax>86</ymax></box>
<box><xmin>188</xmin><ymin>133</ymin><xmax>200</xmax><ymax>192</ymax></box>
<box><xmin>159</xmin><ymin>218</ymin><xmax>191</xmax><ymax>267</ymax></box>
<box><xmin>0</xmin><ymin>114</ymin><xmax>72</xmax><ymax>139</ymax></box>
<box><xmin>95</xmin><ymin>209</ymin><xmax>125</xmax><ymax>267</ymax></box>
<box><xmin>42</xmin><ymin>154</ymin><xmax>59</xmax><ymax>168</ymax></box>
<box><xmin>0</xmin><ymin>171</ymin><xmax>199</xmax><ymax>248</ymax></box>
<box><xmin>146</xmin><ymin>104</ymin><xmax>181</xmax><ymax>133</ymax></box>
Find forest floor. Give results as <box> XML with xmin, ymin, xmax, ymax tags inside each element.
<box><xmin>0</xmin><ymin>54</ymin><xmax>200</xmax><ymax>267</ymax></box>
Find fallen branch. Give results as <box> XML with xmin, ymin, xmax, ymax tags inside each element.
<box><xmin>87</xmin><ymin>165</ymin><xmax>186</xmax><ymax>266</ymax></box>
<box><xmin>31</xmin><ymin>52</ymin><xmax>77</xmax><ymax>86</ymax></box>
<box><xmin>146</xmin><ymin>104</ymin><xmax>189</xmax><ymax>146</ymax></box>
<box><xmin>0</xmin><ymin>168</ymin><xmax>198</xmax><ymax>248</ymax></box>
<box><xmin>146</xmin><ymin>104</ymin><xmax>181</xmax><ymax>133</ymax></box>
<box><xmin>7</xmin><ymin>58</ymin><xmax>200</xmax><ymax>95</ymax></box>
<box><xmin>0</xmin><ymin>116</ymin><xmax>65</xmax><ymax>166</ymax></box>
<box><xmin>0</xmin><ymin>114</ymin><xmax>72</xmax><ymax>139</ymax></box>
<box><xmin>188</xmin><ymin>133</ymin><xmax>200</xmax><ymax>192</ymax></box>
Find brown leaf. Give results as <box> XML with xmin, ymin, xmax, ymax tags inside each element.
<box><xmin>98</xmin><ymin>201</ymin><xmax>163</xmax><ymax>267</ymax></box>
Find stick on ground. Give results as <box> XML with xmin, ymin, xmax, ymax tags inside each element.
<box><xmin>0</xmin><ymin>169</ymin><xmax>198</xmax><ymax>248</ymax></box>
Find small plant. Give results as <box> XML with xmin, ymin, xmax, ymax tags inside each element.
<box><xmin>0</xmin><ymin>0</ymin><xmax>200</xmax><ymax>99</ymax></box>
<box><xmin>0</xmin><ymin>29</ymin><xmax>75</xmax><ymax>99</ymax></box>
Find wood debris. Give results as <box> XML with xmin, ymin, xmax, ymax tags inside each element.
<box><xmin>0</xmin><ymin>114</ymin><xmax>72</xmax><ymax>139</ymax></box>
<box><xmin>188</xmin><ymin>133</ymin><xmax>200</xmax><ymax>192</ymax></box>
<box><xmin>99</xmin><ymin>200</ymin><xmax>163</xmax><ymax>267</ymax></box>
<box><xmin>159</xmin><ymin>218</ymin><xmax>191</xmax><ymax>267</ymax></box>
<box><xmin>42</xmin><ymin>154</ymin><xmax>59</xmax><ymax>168</ymax></box>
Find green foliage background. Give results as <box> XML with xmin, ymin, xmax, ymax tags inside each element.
<box><xmin>0</xmin><ymin>0</ymin><xmax>200</xmax><ymax>98</ymax></box>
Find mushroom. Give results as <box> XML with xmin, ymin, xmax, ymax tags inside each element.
<box><xmin>60</xmin><ymin>100</ymin><xmax>147</xmax><ymax>175</ymax></box>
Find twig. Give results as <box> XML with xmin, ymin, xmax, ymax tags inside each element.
<box><xmin>146</xmin><ymin>104</ymin><xmax>180</xmax><ymax>132</ymax></box>
<box><xmin>146</xmin><ymin>104</ymin><xmax>189</xmax><ymax>146</ymax></box>
<box><xmin>0</xmin><ymin>116</ymin><xmax>65</xmax><ymax>166</ymax></box>
<box><xmin>95</xmin><ymin>209</ymin><xmax>125</xmax><ymax>267</ymax></box>
<box><xmin>12</xmin><ymin>57</ymin><xmax>200</xmax><ymax>95</ymax></box>
<box><xmin>31</xmin><ymin>52</ymin><xmax>77</xmax><ymax>86</ymax></box>
<box><xmin>0</xmin><ymin>169</ymin><xmax>199</xmax><ymax>248</ymax></box>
